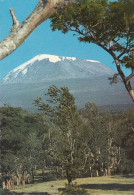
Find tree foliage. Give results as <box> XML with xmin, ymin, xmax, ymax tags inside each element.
<box><xmin>118</xmin><ymin>109</ymin><xmax>134</xmax><ymax>161</ymax></box>
<box><xmin>34</xmin><ymin>85</ymin><xmax>91</xmax><ymax>184</ymax></box>
<box><xmin>1</xmin><ymin>105</ymin><xmax>48</xmax><ymax>186</ymax></box>
<box><xmin>1</xmin><ymin>87</ymin><xmax>134</xmax><ymax>189</ymax></box>
<box><xmin>50</xmin><ymin>0</ymin><xmax>134</xmax><ymax>100</ymax></box>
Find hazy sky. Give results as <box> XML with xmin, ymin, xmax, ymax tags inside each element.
<box><xmin>0</xmin><ymin>0</ymin><xmax>131</xmax><ymax>80</ymax></box>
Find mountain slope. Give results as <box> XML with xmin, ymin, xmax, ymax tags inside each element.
<box><xmin>0</xmin><ymin>54</ymin><xmax>133</xmax><ymax>111</ymax></box>
<box><xmin>2</xmin><ymin>54</ymin><xmax>114</xmax><ymax>84</ymax></box>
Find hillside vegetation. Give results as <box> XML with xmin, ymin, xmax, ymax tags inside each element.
<box><xmin>1</xmin><ymin>86</ymin><xmax>134</xmax><ymax>194</ymax></box>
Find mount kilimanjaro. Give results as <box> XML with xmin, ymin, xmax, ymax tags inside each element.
<box><xmin>0</xmin><ymin>54</ymin><xmax>133</xmax><ymax>111</ymax></box>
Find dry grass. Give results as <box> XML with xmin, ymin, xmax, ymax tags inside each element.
<box><xmin>4</xmin><ymin>175</ymin><xmax>134</xmax><ymax>195</ymax></box>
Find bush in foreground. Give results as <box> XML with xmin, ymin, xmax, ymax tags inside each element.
<box><xmin>59</xmin><ymin>183</ymin><xmax>89</xmax><ymax>195</ymax></box>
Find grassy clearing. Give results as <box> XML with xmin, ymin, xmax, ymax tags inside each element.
<box><xmin>3</xmin><ymin>175</ymin><xmax>134</xmax><ymax>195</ymax></box>
<box><xmin>75</xmin><ymin>175</ymin><xmax>134</xmax><ymax>195</ymax></box>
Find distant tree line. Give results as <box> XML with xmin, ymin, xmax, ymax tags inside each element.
<box><xmin>1</xmin><ymin>86</ymin><xmax>134</xmax><ymax>190</ymax></box>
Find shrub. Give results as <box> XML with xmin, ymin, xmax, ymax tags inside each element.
<box><xmin>59</xmin><ymin>182</ymin><xmax>89</xmax><ymax>195</ymax></box>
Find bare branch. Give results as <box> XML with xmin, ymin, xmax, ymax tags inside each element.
<box><xmin>10</xmin><ymin>8</ymin><xmax>19</xmax><ymax>32</ymax></box>
<box><xmin>126</xmin><ymin>68</ymin><xmax>134</xmax><ymax>81</ymax></box>
<box><xmin>117</xmin><ymin>36</ymin><xmax>131</xmax><ymax>59</ymax></box>
<box><xmin>114</xmin><ymin>59</ymin><xmax>134</xmax><ymax>101</ymax></box>
<box><xmin>89</xmin><ymin>31</ymin><xmax>96</xmax><ymax>40</ymax></box>
<box><xmin>92</xmin><ymin>22</ymin><xmax>100</xmax><ymax>28</ymax></box>
<box><xmin>109</xmin><ymin>40</ymin><xmax>113</xmax><ymax>50</ymax></box>
<box><xmin>0</xmin><ymin>0</ymin><xmax>72</xmax><ymax>61</ymax></box>
<box><xmin>117</xmin><ymin>50</ymin><xmax>127</xmax><ymax>59</ymax></box>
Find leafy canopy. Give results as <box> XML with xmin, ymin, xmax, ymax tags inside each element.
<box><xmin>51</xmin><ymin>0</ymin><xmax>134</xmax><ymax>69</ymax></box>
<box><xmin>34</xmin><ymin>85</ymin><xmax>91</xmax><ymax>184</ymax></box>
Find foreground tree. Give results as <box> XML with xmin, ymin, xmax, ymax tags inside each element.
<box><xmin>34</xmin><ymin>85</ymin><xmax>90</xmax><ymax>184</ymax></box>
<box><xmin>50</xmin><ymin>0</ymin><xmax>134</xmax><ymax>101</ymax></box>
<box><xmin>0</xmin><ymin>0</ymin><xmax>72</xmax><ymax>60</ymax></box>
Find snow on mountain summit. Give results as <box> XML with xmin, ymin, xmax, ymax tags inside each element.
<box><xmin>2</xmin><ymin>54</ymin><xmax>114</xmax><ymax>84</ymax></box>
<box><xmin>13</xmin><ymin>54</ymin><xmax>77</xmax><ymax>72</ymax></box>
<box><xmin>3</xmin><ymin>54</ymin><xmax>77</xmax><ymax>82</ymax></box>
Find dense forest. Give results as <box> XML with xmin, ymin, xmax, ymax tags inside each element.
<box><xmin>1</xmin><ymin>86</ymin><xmax>134</xmax><ymax>191</ymax></box>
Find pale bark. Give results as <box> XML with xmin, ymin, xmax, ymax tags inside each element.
<box><xmin>89</xmin><ymin>166</ymin><xmax>93</xmax><ymax>177</ymax></box>
<box><xmin>0</xmin><ymin>0</ymin><xmax>72</xmax><ymax>60</ymax></box>
<box><xmin>96</xmin><ymin>170</ymin><xmax>99</xmax><ymax>177</ymax></box>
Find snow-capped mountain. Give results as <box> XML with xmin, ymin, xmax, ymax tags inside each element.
<box><xmin>2</xmin><ymin>54</ymin><xmax>114</xmax><ymax>84</ymax></box>
<box><xmin>0</xmin><ymin>54</ymin><xmax>133</xmax><ymax>111</ymax></box>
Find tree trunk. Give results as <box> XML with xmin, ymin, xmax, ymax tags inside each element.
<box><xmin>17</xmin><ymin>169</ymin><xmax>21</xmax><ymax>186</ymax></box>
<box><xmin>66</xmin><ymin>169</ymin><xmax>72</xmax><ymax>185</ymax></box>
<box><xmin>22</xmin><ymin>179</ymin><xmax>25</xmax><ymax>186</ymax></box>
<box><xmin>114</xmin><ymin>59</ymin><xmax>134</xmax><ymax>101</ymax></box>
<box><xmin>96</xmin><ymin>170</ymin><xmax>99</xmax><ymax>177</ymax></box>
<box><xmin>17</xmin><ymin>176</ymin><xmax>21</xmax><ymax>186</ymax></box>
<box><xmin>108</xmin><ymin>167</ymin><xmax>111</xmax><ymax>176</ymax></box>
<box><xmin>0</xmin><ymin>0</ymin><xmax>72</xmax><ymax>61</ymax></box>
<box><xmin>31</xmin><ymin>168</ymin><xmax>35</xmax><ymax>182</ymax></box>
<box><xmin>42</xmin><ymin>167</ymin><xmax>45</xmax><ymax>181</ymax></box>
<box><xmin>89</xmin><ymin>166</ymin><xmax>93</xmax><ymax>177</ymax></box>
<box><xmin>98</xmin><ymin>43</ymin><xmax>134</xmax><ymax>101</ymax></box>
<box><xmin>104</xmin><ymin>168</ymin><xmax>108</xmax><ymax>176</ymax></box>
<box><xmin>2</xmin><ymin>181</ymin><xmax>6</xmax><ymax>189</ymax></box>
<box><xmin>7</xmin><ymin>180</ymin><xmax>11</xmax><ymax>190</ymax></box>
<box><xmin>22</xmin><ymin>171</ymin><xmax>27</xmax><ymax>185</ymax></box>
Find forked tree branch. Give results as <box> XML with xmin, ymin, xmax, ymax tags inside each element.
<box><xmin>126</xmin><ymin>68</ymin><xmax>134</xmax><ymax>81</ymax></box>
<box><xmin>0</xmin><ymin>0</ymin><xmax>72</xmax><ymax>61</ymax></box>
<box><xmin>114</xmin><ymin>58</ymin><xmax>134</xmax><ymax>101</ymax></box>
<box><xmin>10</xmin><ymin>8</ymin><xmax>19</xmax><ymax>32</ymax></box>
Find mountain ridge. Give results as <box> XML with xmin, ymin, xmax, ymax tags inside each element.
<box><xmin>0</xmin><ymin>54</ymin><xmax>133</xmax><ymax>111</ymax></box>
<box><xmin>1</xmin><ymin>54</ymin><xmax>115</xmax><ymax>84</ymax></box>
